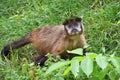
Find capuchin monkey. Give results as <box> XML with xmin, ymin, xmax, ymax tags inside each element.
<box><xmin>1</xmin><ymin>17</ymin><xmax>87</xmax><ymax>66</ymax></box>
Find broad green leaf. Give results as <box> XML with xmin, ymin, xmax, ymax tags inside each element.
<box><xmin>72</xmin><ymin>56</ymin><xmax>84</xmax><ymax>62</ymax></box>
<box><xmin>115</xmin><ymin>68</ymin><xmax>120</xmax><ymax>74</ymax></box>
<box><xmin>79</xmin><ymin>67</ymin><xmax>84</xmax><ymax>77</ymax></box>
<box><xmin>98</xmin><ymin>68</ymin><xmax>108</xmax><ymax>80</ymax></box>
<box><xmin>63</xmin><ymin>67</ymin><xmax>71</xmax><ymax>76</ymax></box>
<box><xmin>92</xmin><ymin>63</ymin><xmax>99</xmax><ymax>77</ymax></box>
<box><xmin>81</xmin><ymin>56</ymin><xmax>93</xmax><ymax>77</ymax></box>
<box><xmin>96</xmin><ymin>54</ymin><xmax>108</xmax><ymax>69</ymax></box>
<box><xmin>45</xmin><ymin>61</ymin><xmax>70</xmax><ymax>75</ymax></box>
<box><xmin>109</xmin><ymin>70</ymin><xmax>116</xmax><ymax>80</ymax></box>
<box><xmin>71</xmin><ymin>58</ymin><xmax>79</xmax><ymax>77</ymax></box>
<box><xmin>86</xmin><ymin>53</ymin><xmax>98</xmax><ymax>59</ymax></box>
<box><xmin>110</xmin><ymin>57</ymin><xmax>120</xmax><ymax>68</ymax></box>
<box><xmin>108</xmin><ymin>58</ymin><xmax>120</xmax><ymax>74</ymax></box>
<box><xmin>67</xmin><ymin>48</ymin><xmax>83</xmax><ymax>55</ymax></box>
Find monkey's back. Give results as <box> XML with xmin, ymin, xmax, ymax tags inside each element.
<box><xmin>30</xmin><ymin>25</ymin><xmax>66</xmax><ymax>54</ymax></box>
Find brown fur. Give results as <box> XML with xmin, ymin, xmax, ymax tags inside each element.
<box><xmin>1</xmin><ymin>17</ymin><xmax>86</xmax><ymax>66</ymax></box>
<box><xmin>30</xmin><ymin>25</ymin><xmax>86</xmax><ymax>56</ymax></box>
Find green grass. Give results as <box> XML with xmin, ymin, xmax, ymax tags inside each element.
<box><xmin>0</xmin><ymin>0</ymin><xmax>120</xmax><ymax>80</ymax></box>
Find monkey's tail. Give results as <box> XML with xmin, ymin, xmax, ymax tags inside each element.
<box><xmin>1</xmin><ymin>33</ymin><xmax>31</xmax><ymax>56</ymax></box>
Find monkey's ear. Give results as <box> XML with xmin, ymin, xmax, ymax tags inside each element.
<box><xmin>75</xmin><ymin>17</ymin><xmax>82</xmax><ymax>22</ymax></box>
<box><xmin>63</xmin><ymin>19</ymin><xmax>69</xmax><ymax>25</ymax></box>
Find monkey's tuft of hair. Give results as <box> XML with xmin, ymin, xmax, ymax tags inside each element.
<box><xmin>63</xmin><ymin>17</ymin><xmax>82</xmax><ymax>25</ymax></box>
<box><xmin>63</xmin><ymin>19</ymin><xmax>69</xmax><ymax>25</ymax></box>
<box><xmin>75</xmin><ymin>17</ymin><xmax>82</xmax><ymax>22</ymax></box>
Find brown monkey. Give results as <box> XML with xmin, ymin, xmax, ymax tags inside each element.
<box><xmin>1</xmin><ymin>17</ymin><xmax>86</xmax><ymax>66</ymax></box>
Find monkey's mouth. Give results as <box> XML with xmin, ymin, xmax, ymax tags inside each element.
<box><xmin>71</xmin><ymin>32</ymin><xmax>79</xmax><ymax>35</ymax></box>
<box><xmin>71</xmin><ymin>29</ymin><xmax>81</xmax><ymax>35</ymax></box>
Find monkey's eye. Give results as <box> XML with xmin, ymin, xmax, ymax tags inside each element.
<box><xmin>68</xmin><ymin>25</ymin><xmax>72</xmax><ymax>28</ymax></box>
<box><xmin>74</xmin><ymin>23</ymin><xmax>79</xmax><ymax>27</ymax></box>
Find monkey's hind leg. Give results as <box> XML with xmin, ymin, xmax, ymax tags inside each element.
<box><xmin>34</xmin><ymin>55</ymin><xmax>48</xmax><ymax>67</ymax></box>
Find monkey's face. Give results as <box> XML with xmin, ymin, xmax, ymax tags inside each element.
<box><xmin>63</xmin><ymin>17</ymin><xmax>83</xmax><ymax>36</ymax></box>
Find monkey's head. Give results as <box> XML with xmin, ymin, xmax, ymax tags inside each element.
<box><xmin>63</xmin><ymin>17</ymin><xmax>84</xmax><ymax>36</ymax></box>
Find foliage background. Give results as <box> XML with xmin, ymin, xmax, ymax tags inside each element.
<box><xmin>0</xmin><ymin>0</ymin><xmax>120</xmax><ymax>80</ymax></box>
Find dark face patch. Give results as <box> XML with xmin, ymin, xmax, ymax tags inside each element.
<box><xmin>63</xmin><ymin>17</ymin><xmax>83</xmax><ymax>36</ymax></box>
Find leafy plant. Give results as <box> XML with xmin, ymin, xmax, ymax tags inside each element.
<box><xmin>46</xmin><ymin>48</ymin><xmax>120</xmax><ymax>79</ymax></box>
